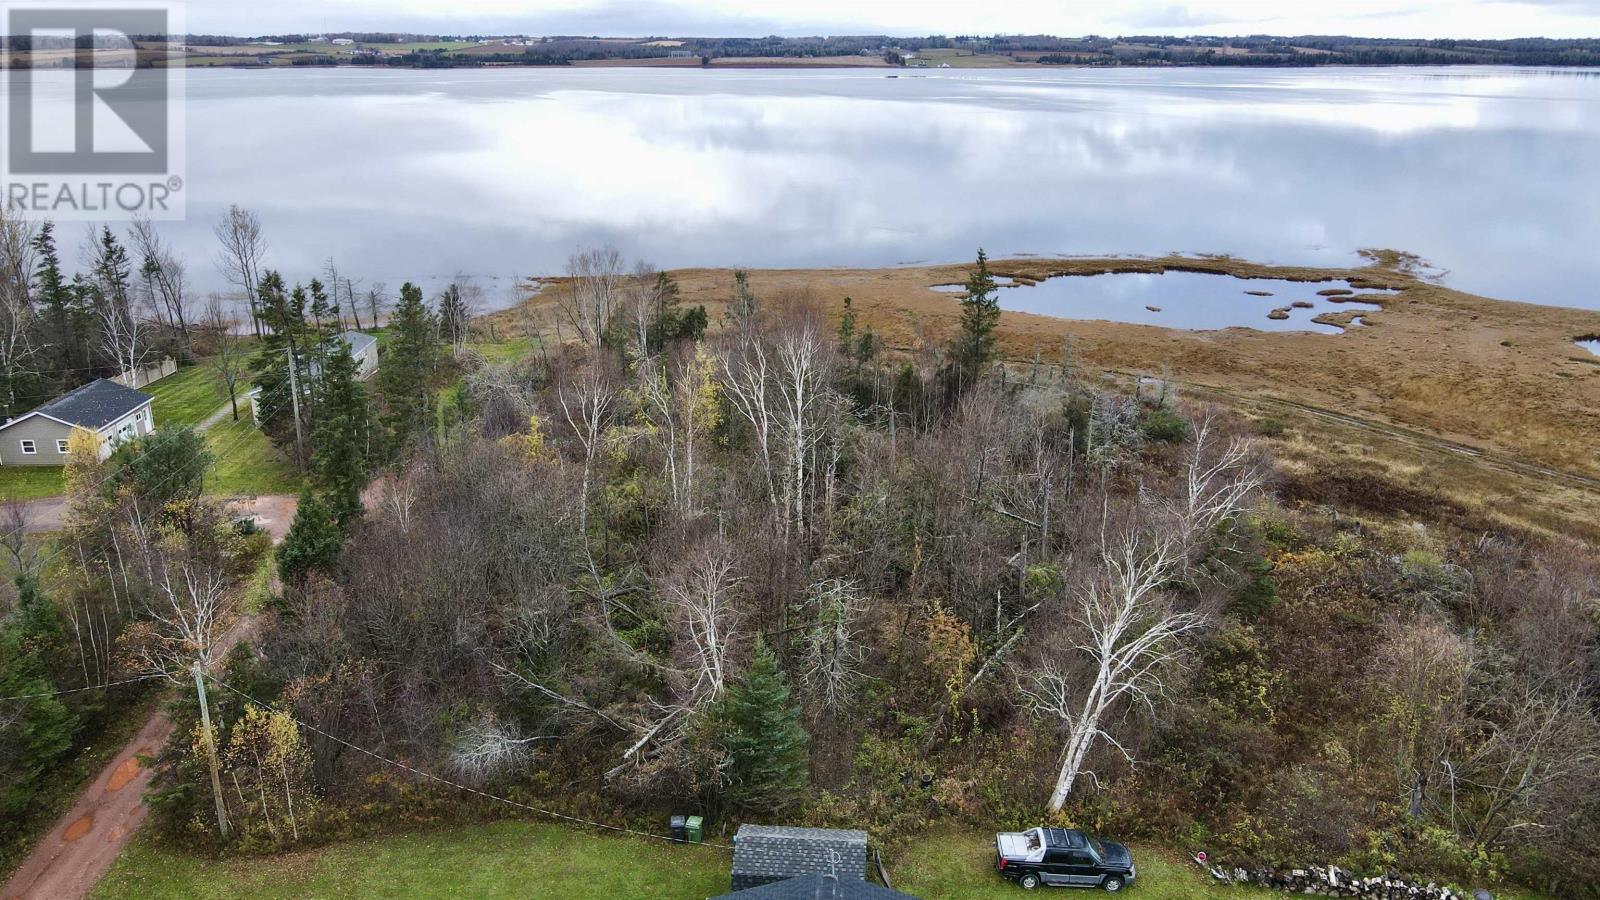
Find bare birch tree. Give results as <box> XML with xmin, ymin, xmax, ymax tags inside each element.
<box><xmin>557</xmin><ymin>247</ymin><xmax>625</xmax><ymax>349</ymax></box>
<box><xmin>773</xmin><ymin>314</ymin><xmax>837</xmax><ymax>536</ymax></box>
<box><xmin>0</xmin><ymin>210</ymin><xmax>38</xmax><ymax>418</ymax></box>
<box><xmin>802</xmin><ymin>577</ymin><xmax>867</xmax><ymax>712</ymax></box>
<box><xmin>720</xmin><ymin>332</ymin><xmax>780</xmax><ymax>515</ymax></box>
<box><xmin>129</xmin><ymin>215</ymin><xmax>191</xmax><ymax>348</ymax></box>
<box><xmin>214</xmin><ymin>204</ymin><xmax>267</xmax><ymax>337</ymax></box>
<box><xmin>638</xmin><ymin>344</ymin><xmax>720</xmax><ymax>515</ymax></box>
<box><xmin>664</xmin><ymin>542</ymin><xmax>742</xmax><ymax>706</ymax></box>
<box><xmin>98</xmin><ymin>283</ymin><xmax>149</xmax><ymax>387</ymax></box>
<box><xmin>118</xmin><ymin>501</ymin><xmax>238</xmax><ymax>677</ymax></box>
<box><xmin>1020</xmin><ymin>425</ymin><xmax>1263</xmax><ymax>811</ymax></box>
<box><xmin>558</xmin><ymin>355</ymin><xmax>616</xmax><ymax>539</ymax></box>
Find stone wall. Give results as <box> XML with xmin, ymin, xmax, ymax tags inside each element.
<box><xmin>1200</xmin><ymin>860</ymin><xmax>1490</xmax><ymax>900</ymax></box>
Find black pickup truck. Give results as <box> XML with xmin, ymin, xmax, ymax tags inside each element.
<box><xmin>994</xmin><ymin>826</ymin><xmax>1136</xmax><ymax>891</ymax></box>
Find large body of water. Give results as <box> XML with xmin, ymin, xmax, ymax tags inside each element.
<box><xmin>69</xmin><ymin>66</ymin><xmax>1600</xmax><ymax>309</ymax></box>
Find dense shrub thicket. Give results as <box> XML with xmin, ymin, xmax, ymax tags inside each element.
<box><xmin>127</xmin><ymin>256</ymin><xmax>1600</xmax><ymax>898</ymax></box>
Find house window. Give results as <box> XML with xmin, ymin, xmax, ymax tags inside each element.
<box><xmin>56</xmin><ymin>439</ymin><xmax>69</xmax><ymax>454</ymax></box>
<box><xmin>19</xmin><ymin>439</ymin><xmax>35</xmax><ymax>454</ymax></box>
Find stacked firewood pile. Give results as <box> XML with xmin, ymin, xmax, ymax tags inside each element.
<box><xmin>1197</xmin><ymin>858</ymin><xmax>1491</xmax><ymax>900</ymax></box>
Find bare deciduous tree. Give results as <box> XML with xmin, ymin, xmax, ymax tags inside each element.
<box><xmin>1020</xmin><ymin>426</ymin><xmax>1262</xmax><ymax>810</ymax></box>
<box><xmin>1020</xmin><ymin>526</ymin><xmax>1206</xmax><ymax>810</ymax></box>
<box><xmin>447</xmin><ymin>717</ymin><xmax>557</xmax><ymax>784</ymax></box>
<box><xmin>0</xmin><ymin>210</ymin><xmax>38</xmax><ymax>418</ymax></box>
<box><xmin>558</xmin><ymin>355</ymin><xmax>617</xmax><ymax>539</ymax></box>
<box><xmin>129</xmin><ymin>216</ymin><xmax>192</xmax><ymax>349</ymax></box>
<box><xmin>802</xmin><ymin>577</ymin><xmax>867</xmax><ymax>712</ymax></box>
<box><xmin>557</xmin><ymin>247</ymin><xmax>625</xmax><ymax>349</ymax></box>
<box><xmin>664</xmin><ymin>542</ymin><xmax>742</xmax><ymax>705</ymax></box>
<box><xmin>214</xmin><ymin>204</ymin><xmax>267</xmax><ymax>337</ymax></box>
<box><xmin>204</xmin><ymin>295</ymin><xmax>250</xmax><ymax>421</ymax></box>
<box><xmin>638</xmin><ymin>344</ymin><xmax>720</xmax><ymax>515</ymax></box>
<box><xmin>118</xmin><ymin>502</ymin><xmax>238</xmax><ymax>677</ymax></box>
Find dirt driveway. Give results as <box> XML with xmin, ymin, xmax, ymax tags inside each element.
<box><xmin>0</xmin><ymin>501</ymin><xmax>292</xmax><ymax>900</ymax></box>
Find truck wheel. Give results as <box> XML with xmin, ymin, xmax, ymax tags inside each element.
<box><xmin>1102</xmin><ymin>876</ymin><xmax>1124</xmax><ymax>892</ymax></box>
<box><xmin>1018</xmin><ymin>873</ymin><xmax>1041</xmax><ymax>890</ymax></box>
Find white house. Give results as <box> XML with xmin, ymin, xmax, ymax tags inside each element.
<box><xmin>0</xmin><ymin>379</ymin><xmax>154</xmax><ymax>466</ymax></box>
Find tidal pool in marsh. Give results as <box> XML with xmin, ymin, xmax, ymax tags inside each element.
<box><xmin>1578</xmin><ymin>339</ymin><xmax>1600</xmax><ymax>357</ymax></box>
<box><xmin>939</xmin><ymin>271</ymin><xmax>1392</xmax><ymax>333</ymax></box>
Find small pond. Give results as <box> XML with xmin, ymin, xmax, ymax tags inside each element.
<box><xmin>933</xmin><ymin>271</ymin><xmax>1394</xmax><ymax>334</ymax></box>
<box><xmin>1578</xmin><ymin>338</ymin><xmax>1600</xmax><ymax>357</ymax></box>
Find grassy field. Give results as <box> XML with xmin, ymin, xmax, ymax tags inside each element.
<box><xmin>893</xmin><ymin>831</ymin><xmax>1274</xmax><ymax>900</ymax></box>
<box><xmin>0</xmin><ymin>466</ymin><xmax>65</xmax><ymax>501</ymax></box>
<box><xmin>92</xmin><ymin>821</ymin><xmax>731</xmax><ymax>900</ymax></box>
<box><xmin>468</xmin><ymin>336</ymin><xmax>537</xmax><ymax>363</ymax></box>
<box><xmin>203</xmin><ymin>417</ymin><xmax>301</xmax><ymax>497</ymax></box>
<box><xmin>88</xmin><ymin>819</ymin><xmax>1553</xmax><ymax>900</ymax></box>
<box><xmin>146</xmin><ymin>365</ymin><xmax>229</xmax><ymax>428</ymax></box>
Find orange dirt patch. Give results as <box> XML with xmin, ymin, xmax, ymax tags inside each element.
<box><xmin>105</xmin><ymin>756</ymin><xmax>142</xmax><ymax>793</ymax></box>
<box><xmin>62</xmin><ymin>815</ymin><xmax>94</xmax><ymax>842</ymax></box>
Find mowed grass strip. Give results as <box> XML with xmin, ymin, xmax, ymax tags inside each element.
<box><xmin>891</xmin><ymin>830</ymin><xmax>1276</xmax><ymax>900</ymax></box>
<box><xmin>92</xmin><ymin>820</ymin><xmax>732</xmax><ymax>900</ymax></box>
<box><xmin>890</xmin><ymin>830</ymin><xmax>1553</xmax><ymax>900</ymax></box>
<box><xmin>203</xmin><ymin>416</ymin><xmax>301</xmax><ymax>497</ymax></box>
<box><xmin>0</xmin><ymin>466</ymin><xmax>65</xmax><ymax>501</ymax></box>
<box><xmin>145</xmin><ymin>364</ymin><xmax>228</xmax><ymax>427</ymax></box>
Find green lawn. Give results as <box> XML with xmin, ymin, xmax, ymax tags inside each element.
<box><xmin>468</xmin><ymin>336</ymin><xmax>537</xmax><ymax>363</ymax></box>
<box><xmin>0</xmin><ymin>465</ymin><xmax>64</xmax><ymax>501</ymax></box>
<box><xmin>203</xmin><ymin>416</ymin><xmax>301</xmax><ymax>497</ymax></box>
<box><xmin>88</xmin><ymin>820</ymin><xmax>1554</xmax><ymax>900</ymax></box>
<box><xmin>146</xmin><ymin>364</ymin><xmax>229</xmax><ymax>428</ymax></box>
<box><xmin>891</xmin><ymin>831</ymin><xmax>1551</xmax><ymax>900</ymax></box>
<box><xmin>92</xmin><ymin>821</ymin><xmax>731</xmax><ymax>899</ymax></box>
<box><xmin>892</xmin><ymin>831</ymin><xmax>1276</xmax><ymax>900</ymax></box>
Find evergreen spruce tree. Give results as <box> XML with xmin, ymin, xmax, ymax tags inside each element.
<box><xmin>311</xmin><ymin>342</ymin><xmax>372</xmax><ymax>527</ymax></box>
<box><xmin>377</xmin><ymin>282</ymin><xmax>438</xmax><ymax>454</ymax></box>
<box><xmin>716</xmin><ymin>638</ymin><xmax>810</xmax><ymax>813</ymax></box>
<box><xmin>249</xmin><ymin>272</ymin><xmax>314</xmax><ymax>452</ymax></box>
<box><xmin>92</xmin><ymin>226</ymin><xmax>134</xmax><ymax>321</ymax></box>
<box><xmin>946</xmin><ymin>248</ymin><xmax>1001</xmax><ymax>394</ymax></box>
<box><xmin>277</xmin><ymin>486</ymin><xmax>343</xmax><ymax>584</ymax></box>
<box><xmin>31</xmin><ymin>222</ymin><xmax>82</xmax><ymax>378</ymax></box>
<box><xmin>0</xmin><ymin>575</ymin><xmax>78</xmax><ymax>821</ymax></box>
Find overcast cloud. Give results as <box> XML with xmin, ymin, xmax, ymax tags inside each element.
<box><xmin>181</xmin><ymin>0</ymin><xmax>1600</xmax><ymax>39</ymax></box>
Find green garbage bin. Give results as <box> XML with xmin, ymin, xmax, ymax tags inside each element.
<box><xmin>684</xmin><ymin>816</ymin><xmax>704</xmax><ymax>843</ymax></box>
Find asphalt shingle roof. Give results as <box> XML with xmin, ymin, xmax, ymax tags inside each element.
<box><xmin>714</xmin><ymin>874</ymin><xmax>917</xmax><ymax>900</ymax></box>
<box><xmin>339</xmin><ymin>330</ymin><xmax>377</xmax><ymax>356</ymax></box>
<box><xmin>9</xmin><ymin>378</ymin><xmax>151</xmax><ymax>430</ymax></box>
<box><xmin>731</xmin><ymin>826</ymin><xmax>870</xmax><ymax>891</ymax></box>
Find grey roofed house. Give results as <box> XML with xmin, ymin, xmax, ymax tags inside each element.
<box><xmin>713</xmin><ymin>873</ymin><xmax>918</xmax><ymax>899</ymax></box>
<box><xmin>246</xmin><ymin>330</ymin><xmax>379</xmax><ymax>425</ymax></box>
<box><xmin>338</xmin><ymin>330</ymin><xmax>379</xmax><ymax>380</ymax></box>
<box><xmin>730</xmin><ymin>825</ymin><xmax>869</xmax><ymax>891</ymax></box>
<box><xmin>0</xmin><ymin>378</ymin><xmax>155</xmax><ymax>466</ymax></box>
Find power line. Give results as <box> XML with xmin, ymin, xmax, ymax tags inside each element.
<box><xmin>0</xmin><ymin>672</ymin><xmax>167</xmax><ymax>703</ymax></box>
<box><xmin>2</xmin><ymin>390</ymin><xmax>299</xmax><ymax>546</ymax></box>
<box><xmin>202</xmin><ymin>673</ymin><xmax>734</xmax><ymax>852</ymax></box>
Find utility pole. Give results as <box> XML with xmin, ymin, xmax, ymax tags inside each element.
<box><xmin>191</xmin><ymin>661</ymin><xmax>230</xmax><ymax>839</ymax></box>
<box><xmin>286</xmin><ymin>346</ymin><xmax>304</xmax><ymax>460</ymax></box>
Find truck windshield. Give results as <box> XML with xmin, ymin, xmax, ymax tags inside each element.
<box><xmin>1089</xmin><ymin>838</ymin><xmax>1107</xmax><ymax>857</ymax></box>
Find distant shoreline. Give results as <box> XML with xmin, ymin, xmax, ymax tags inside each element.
<box><xmin>142</xmin><ymin>58</ymin><xmax>1600</xmax><ymax>71</ymax></box>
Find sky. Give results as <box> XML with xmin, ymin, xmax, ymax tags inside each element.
<box><xmin>180</xmin><ymin>0</ymin><xmax>1600</xmax><ymax>39</ymax></box>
